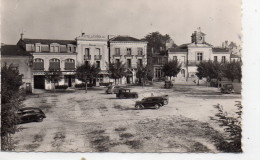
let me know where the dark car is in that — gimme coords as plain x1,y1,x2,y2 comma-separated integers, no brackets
135,95,169,110
164,80,173,89
16,107,46,124
116,88,138,99
221,83,234,94
106,85,123,94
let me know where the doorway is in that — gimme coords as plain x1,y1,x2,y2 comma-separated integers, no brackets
34,75,45,89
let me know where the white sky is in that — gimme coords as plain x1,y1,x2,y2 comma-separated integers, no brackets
1,0,242,46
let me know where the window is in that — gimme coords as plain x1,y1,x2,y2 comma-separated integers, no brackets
69,46,72,52
36,46,41,52
33,58,44,70
85,48,90,56
54,46,59,52
96,61,100,68
64,59,75,70
127,48,132,55
181,69,185,77
138,59,143,67
173,56,177,61
127,59,131,68
138,48,143,55
221,56,226,63
95,48,101,55
115,48,120,56
214,56,218,62
50,46,55,52
49,58,60,70
115,59,120,64
155,69,162,78
197,52,203,61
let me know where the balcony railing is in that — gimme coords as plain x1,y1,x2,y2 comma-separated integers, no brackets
94,55,102,60
84,55,91,60
135,53,144,57
124,54,134,58
187,60,203,66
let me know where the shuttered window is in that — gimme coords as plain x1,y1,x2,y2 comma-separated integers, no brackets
33,58,44,70
64,59,75,70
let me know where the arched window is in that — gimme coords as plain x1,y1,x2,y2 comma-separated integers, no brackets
64,59,75,70
33,58,44,70
49,58,60,70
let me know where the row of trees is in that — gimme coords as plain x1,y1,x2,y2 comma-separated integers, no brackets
196,60,242,83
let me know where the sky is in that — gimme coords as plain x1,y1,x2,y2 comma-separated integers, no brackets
1,0,242,46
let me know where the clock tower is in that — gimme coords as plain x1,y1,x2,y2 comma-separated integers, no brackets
191,28,206,44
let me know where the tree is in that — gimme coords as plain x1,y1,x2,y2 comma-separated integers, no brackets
210,102,242,152
75,63,100,92
196,60,223,82
44,69,63,90
143,31,177,53
222,61,242,82
162,59,182,80
1,63,24,150
107,61,126,85
136,65,151,86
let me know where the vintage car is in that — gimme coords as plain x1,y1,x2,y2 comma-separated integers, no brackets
106,85,123,94
221,83,234,94
164,80,173,89
135,95,169,110
116,88,138,99
16,107,46,124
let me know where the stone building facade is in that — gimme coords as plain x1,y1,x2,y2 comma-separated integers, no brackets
168,30,230,81
109,36,148,84
17,38,77,89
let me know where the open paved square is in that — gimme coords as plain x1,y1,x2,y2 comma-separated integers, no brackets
13,82,241,152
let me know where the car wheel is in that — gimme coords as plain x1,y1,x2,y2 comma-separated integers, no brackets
37,117,43,122
163,100,168,105
135,104,143,110
154,104,160,109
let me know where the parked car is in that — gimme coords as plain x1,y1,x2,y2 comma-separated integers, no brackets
116,88,138,99
135,95,169,110
221,83,234,94
164,80,173,89
106,85,123,94
16,107,46,124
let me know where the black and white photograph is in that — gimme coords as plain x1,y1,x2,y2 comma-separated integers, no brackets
0,0,248,155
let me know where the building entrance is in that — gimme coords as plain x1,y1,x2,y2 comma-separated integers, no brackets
34,75,45,89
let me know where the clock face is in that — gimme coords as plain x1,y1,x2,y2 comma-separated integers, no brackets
199,36,203,41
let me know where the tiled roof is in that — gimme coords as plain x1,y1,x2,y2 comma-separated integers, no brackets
110,36,145,42
212,48,229,52
21,38,76,45
1,45,32,56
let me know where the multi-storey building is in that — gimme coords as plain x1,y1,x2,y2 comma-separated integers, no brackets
168,30,230,81
147,49,168,80
17,37,77,89
1,43,34,93
109,36,147,84
75,33,110,85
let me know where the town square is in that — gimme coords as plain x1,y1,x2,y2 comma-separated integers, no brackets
1,0,248,156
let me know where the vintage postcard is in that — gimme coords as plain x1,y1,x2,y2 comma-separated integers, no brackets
1,0,244,154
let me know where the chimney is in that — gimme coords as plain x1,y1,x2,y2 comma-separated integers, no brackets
81,32,85,36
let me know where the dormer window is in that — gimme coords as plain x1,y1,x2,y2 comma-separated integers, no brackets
36,46,41,52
